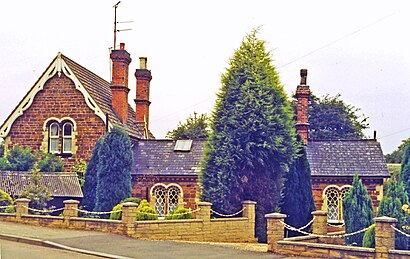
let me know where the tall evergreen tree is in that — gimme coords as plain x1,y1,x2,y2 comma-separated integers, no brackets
377,179,409,249
342,174,374,246
81,138,103,211
399,142,410,196
280,136,315,237
201,29,296,242
95,126,133,214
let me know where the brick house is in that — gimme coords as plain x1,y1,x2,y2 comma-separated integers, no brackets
295,69,390,222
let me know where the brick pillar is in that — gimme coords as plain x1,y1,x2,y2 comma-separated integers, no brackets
135,57,152,134
375,216,397,259
110,42,132,123
63,200,79,223
295,68,310,145
15,198,30,220
311,210,327,236
196,202,212,222
242,201,256,241
122,202,138,236
265,213,286,253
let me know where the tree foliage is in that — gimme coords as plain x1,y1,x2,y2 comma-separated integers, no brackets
342,174,374,246
95,126,133,214
37,151,64,172
0,145,36,171
386,138,410,164
166,112,210,140
20,167,52,211
0,189,13,213
400,142,410,197
201,29,296,242
308,94,369,140
81,138,102,211
377,179,409,249
280,137,315,237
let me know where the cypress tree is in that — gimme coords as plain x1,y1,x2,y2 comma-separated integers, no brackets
399,142,410,196
342,174,374,246
201,29,296,242
95,126,133,214
377,179,409,249
280,136,315,237
81,138,103,211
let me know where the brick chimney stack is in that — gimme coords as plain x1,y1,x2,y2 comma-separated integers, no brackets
295,69,310,145
110,43,132,123
135,57,152,131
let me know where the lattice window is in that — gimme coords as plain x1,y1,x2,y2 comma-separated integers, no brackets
167,186,180,214
153,185,166,216
326,187,340,221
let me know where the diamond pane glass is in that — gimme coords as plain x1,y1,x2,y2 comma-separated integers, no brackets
153,186,166,216
167,186,180,214
326,188,339,221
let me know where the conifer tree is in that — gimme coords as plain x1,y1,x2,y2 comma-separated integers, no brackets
399,142,410,196
201,29,296,242
81,138,102,211
95,126,133,214
280,136,315,237
342,174,374,246
377,179,409,249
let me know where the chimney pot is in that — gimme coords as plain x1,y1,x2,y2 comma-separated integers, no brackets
300,69,308,85
139,57,147,69
120,43,125,50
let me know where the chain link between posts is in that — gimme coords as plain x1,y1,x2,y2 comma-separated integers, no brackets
210,207,245,217
391,225,410,238
0,205,16,209
24,206,65,214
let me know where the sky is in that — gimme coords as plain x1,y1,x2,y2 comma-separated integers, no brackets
0,0,409,154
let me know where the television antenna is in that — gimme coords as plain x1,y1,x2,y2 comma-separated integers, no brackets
113,1,133,49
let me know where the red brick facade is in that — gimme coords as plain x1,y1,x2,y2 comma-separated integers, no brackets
5,73,106,170
135,57,152,129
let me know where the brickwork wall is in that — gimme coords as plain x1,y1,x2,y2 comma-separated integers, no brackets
5,74,107,170
132,175,199,210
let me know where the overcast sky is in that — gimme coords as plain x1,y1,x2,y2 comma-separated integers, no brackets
0,0,409,154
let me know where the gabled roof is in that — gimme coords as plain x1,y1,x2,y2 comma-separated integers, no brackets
0,53,152,139
133,140,205,176
306,139,390,177
0,171,83,198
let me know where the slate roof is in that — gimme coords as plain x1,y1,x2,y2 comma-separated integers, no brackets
61,55,153,139
0,171,83,198
133,140,205,176
306,139,390,177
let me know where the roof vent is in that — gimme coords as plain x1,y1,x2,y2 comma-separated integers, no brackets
174,140,193,151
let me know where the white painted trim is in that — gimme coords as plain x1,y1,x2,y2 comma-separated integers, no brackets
0,53,112,138
150,183,184,198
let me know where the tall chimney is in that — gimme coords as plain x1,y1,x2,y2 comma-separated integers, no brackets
295,69,310,145
110,43,131,123
135,57,152,131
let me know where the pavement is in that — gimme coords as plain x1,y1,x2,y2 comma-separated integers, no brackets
0,221,295,259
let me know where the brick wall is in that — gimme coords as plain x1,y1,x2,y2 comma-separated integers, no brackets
5,74,106,170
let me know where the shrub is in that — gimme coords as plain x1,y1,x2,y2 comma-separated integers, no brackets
165,207,193,220
0,189,13,213
136,200,158,221
20,168,52,211
110,203,123,220
362,224,375,248
37,151,64,172
122,197,141,204
72,159,87,187
1,145,36,171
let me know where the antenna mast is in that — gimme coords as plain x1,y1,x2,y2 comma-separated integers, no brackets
113,1,121,50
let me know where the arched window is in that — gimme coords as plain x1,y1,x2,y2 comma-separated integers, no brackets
323,185,352,223
151,184,182,216
62,122,73,153
49,122,60,153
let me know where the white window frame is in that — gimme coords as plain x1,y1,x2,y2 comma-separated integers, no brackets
62,122,73,154
49,122,60,154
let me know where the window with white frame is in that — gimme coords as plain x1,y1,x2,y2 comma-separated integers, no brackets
62,122,73,153
151,184,182,216
49,122,60,154
46,119,75,155
323,185,352,223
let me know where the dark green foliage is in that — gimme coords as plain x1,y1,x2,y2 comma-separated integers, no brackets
81,138,102,211
166,112,210,140
280,137,315,237
0,189,13,213
342,174,374,246
308,94,369,140
95,126,133,215
71,159,87,187
37,151,64,172
200,29,296,242
165,207,194,220
136,200,158,221
362,224,375,248
122,197,141,204
0,145,36,171
20,168,52,211
399,142,410,196
386,138,410,164
0,142,4,158
377,179,409,249
109,197,141,220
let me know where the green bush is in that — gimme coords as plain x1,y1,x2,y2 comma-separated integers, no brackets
0,189,13,212
362,224,375,248
7,145,36,171
110,203,123,220
122,197,141,204
37,151,64,172
136,200,158,221
165,207,193,220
